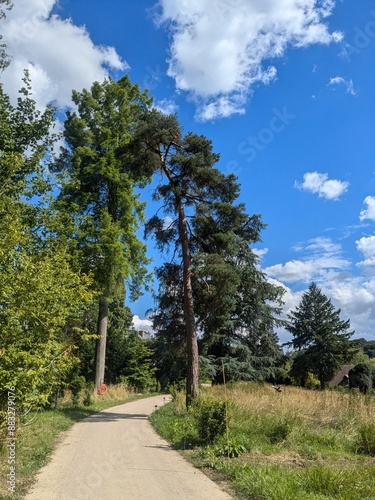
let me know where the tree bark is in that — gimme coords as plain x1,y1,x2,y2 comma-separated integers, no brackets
94,295,109,389
177,199,199,407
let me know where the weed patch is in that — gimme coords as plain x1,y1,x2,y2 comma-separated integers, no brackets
355,422,375,456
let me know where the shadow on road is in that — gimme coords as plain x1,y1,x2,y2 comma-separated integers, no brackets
82,412,148,422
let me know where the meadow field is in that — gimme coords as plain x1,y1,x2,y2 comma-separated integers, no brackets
151,383,375,500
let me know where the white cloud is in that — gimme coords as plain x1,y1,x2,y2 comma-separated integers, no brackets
356,235,375,271
360,196,375,221
156,0,342,120
265,260,316,283
295,171,349,200
253,247,268,260
328,76,357,96
265,237,350,283
154,98,179,115
356,235,375,259
132,315,154,334
264,237,375,342
1,0,127,109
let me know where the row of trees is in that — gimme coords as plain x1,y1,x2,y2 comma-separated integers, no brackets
0,9,363,410
0,71,287,410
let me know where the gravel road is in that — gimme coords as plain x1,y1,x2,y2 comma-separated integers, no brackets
25,395,233,500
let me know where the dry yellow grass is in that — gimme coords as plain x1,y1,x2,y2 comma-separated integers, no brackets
58,382,137,407
206,382,375,429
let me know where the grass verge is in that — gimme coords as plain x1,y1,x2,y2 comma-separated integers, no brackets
150,383,375,500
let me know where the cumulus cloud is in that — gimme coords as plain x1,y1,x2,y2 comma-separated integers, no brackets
1,0,127,109
360,196,375,221
132,315,154,334
264,237,375,342
154,98,179,115
295,171,349,200
356,235,375,271
328,76,357,95
265,237,350,283
156,0,342,120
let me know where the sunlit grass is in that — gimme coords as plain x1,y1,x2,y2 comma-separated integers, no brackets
151,383,375,499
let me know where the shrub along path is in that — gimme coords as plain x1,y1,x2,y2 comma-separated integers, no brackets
25,395,232,500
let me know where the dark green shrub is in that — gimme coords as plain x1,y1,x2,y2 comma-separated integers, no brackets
82,388,92,407
191,395,227,444
349,364,374,394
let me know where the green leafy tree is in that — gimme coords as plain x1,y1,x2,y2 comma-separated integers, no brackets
52,77,152,388
117,332,157,391
286,283,354,390
0,213,93,410
0,75,94,412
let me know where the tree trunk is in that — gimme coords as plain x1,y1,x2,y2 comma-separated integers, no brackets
94,295,109,389
177,199,199,407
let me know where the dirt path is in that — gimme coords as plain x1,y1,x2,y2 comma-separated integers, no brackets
25,395,232,500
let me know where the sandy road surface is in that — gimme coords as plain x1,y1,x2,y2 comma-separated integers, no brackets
25,395,232,500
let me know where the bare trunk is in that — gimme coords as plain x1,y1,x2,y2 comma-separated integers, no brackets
178,200,199,407
94,295,108,389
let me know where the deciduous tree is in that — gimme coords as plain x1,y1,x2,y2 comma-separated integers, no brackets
0,74,93,412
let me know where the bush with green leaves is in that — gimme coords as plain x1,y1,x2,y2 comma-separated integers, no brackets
191,395,227,444
349,363,374,394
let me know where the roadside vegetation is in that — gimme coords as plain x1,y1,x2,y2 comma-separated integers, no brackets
0,384,152,500
151,383,375,500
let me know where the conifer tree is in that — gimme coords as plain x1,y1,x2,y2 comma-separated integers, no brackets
53,76,152,388
131,110,284,401
286,282,354,389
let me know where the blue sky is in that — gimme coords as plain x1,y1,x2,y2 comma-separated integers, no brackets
2,0,375,342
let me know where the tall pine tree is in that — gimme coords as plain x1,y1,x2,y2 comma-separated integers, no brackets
131,110,284,400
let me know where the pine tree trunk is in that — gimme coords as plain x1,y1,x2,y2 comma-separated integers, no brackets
94,295,109,389
178,199,199,407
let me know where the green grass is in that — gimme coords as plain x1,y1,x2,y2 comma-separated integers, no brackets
150,384,375,500
0,386,155,499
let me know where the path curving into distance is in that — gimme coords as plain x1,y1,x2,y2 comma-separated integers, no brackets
25,395,233,500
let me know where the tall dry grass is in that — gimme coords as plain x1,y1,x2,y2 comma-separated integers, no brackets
59,382,137,408
208,382,375,429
